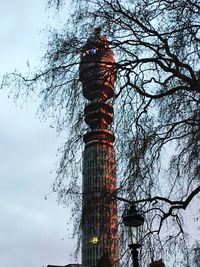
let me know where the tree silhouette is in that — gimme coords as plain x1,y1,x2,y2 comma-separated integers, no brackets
7,0,200,266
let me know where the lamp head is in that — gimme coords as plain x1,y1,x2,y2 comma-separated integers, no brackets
123,204,144,227
123,204,145,247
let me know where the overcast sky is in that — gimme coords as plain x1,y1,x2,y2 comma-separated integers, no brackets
0,1,199,267
0,1,76,267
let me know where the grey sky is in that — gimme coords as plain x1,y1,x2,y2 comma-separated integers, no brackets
0,1,199,267
0,1,76,267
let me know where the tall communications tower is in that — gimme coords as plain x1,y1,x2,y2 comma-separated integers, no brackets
80,29,118,267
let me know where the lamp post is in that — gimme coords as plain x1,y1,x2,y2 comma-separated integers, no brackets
123,204,145,267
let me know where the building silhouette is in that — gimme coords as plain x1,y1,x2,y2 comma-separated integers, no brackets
79,28,118,267
46,30,167,267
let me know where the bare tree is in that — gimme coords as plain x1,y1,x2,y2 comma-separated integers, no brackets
5,0,200,266
194,243,200,267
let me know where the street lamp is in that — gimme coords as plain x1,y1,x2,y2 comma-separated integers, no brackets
123,204,145,267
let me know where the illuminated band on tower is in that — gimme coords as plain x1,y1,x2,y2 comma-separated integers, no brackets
79,28,118,266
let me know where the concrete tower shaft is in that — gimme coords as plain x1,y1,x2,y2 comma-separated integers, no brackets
80,29,118,267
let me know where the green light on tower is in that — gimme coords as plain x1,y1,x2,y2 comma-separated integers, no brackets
89,236,99,245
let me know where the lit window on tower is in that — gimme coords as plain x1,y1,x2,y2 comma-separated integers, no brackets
83,47,99,57
89,236,99,245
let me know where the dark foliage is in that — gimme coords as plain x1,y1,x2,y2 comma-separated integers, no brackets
6,0,200,266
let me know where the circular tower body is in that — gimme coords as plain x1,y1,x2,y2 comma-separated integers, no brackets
80,30,118,267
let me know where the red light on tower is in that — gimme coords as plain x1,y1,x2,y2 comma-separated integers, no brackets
80,28,118,267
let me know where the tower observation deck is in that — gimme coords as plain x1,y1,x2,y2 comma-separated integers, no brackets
80,29,118,267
